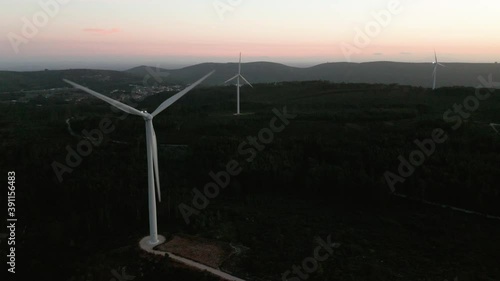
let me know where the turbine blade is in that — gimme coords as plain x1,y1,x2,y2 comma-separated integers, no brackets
239,75,253,88
224,74,239,84
63,79,146,117
151,124,161,202
152,70,215,117
239,53,242,75
434,50,437,63
438,63,446,67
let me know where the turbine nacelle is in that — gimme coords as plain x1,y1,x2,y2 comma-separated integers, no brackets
143,112,154,121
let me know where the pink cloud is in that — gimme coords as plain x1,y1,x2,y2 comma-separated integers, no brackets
83,28,121,35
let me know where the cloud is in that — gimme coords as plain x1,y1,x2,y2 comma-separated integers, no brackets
83,28,121,35
373,52,383,56
400,52,412,55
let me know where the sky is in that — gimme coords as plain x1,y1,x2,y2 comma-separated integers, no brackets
1,0,500,71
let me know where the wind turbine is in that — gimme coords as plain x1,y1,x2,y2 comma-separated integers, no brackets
225,53,253,115
432,50,445,90
63,70,214,246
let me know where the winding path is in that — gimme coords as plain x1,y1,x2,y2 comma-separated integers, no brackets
139,236,246,281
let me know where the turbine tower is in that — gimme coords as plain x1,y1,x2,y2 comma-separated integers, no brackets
63,70,214,246
225,53,253,115
432,50,445,90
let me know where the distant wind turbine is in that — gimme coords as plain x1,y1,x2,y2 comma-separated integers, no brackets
225,53,253,115
432,50,445,90
63,70,215,246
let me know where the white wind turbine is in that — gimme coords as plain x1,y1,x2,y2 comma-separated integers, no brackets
63,70,214,246
225,53,253,115
432,50,445,90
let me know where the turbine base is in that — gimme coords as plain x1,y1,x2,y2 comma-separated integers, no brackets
233,112,255,116
139,235,166,251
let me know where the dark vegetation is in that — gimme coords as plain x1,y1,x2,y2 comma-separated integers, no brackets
1,80,500,280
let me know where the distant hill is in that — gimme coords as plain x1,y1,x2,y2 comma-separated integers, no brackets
127,61,500,88
127,62,305,85
2,62,500,93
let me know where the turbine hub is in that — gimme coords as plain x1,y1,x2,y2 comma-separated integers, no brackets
142,111,153,120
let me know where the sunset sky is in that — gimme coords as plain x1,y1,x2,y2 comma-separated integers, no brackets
1,0,500,70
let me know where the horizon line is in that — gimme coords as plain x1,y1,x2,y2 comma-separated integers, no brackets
1,60,499,72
